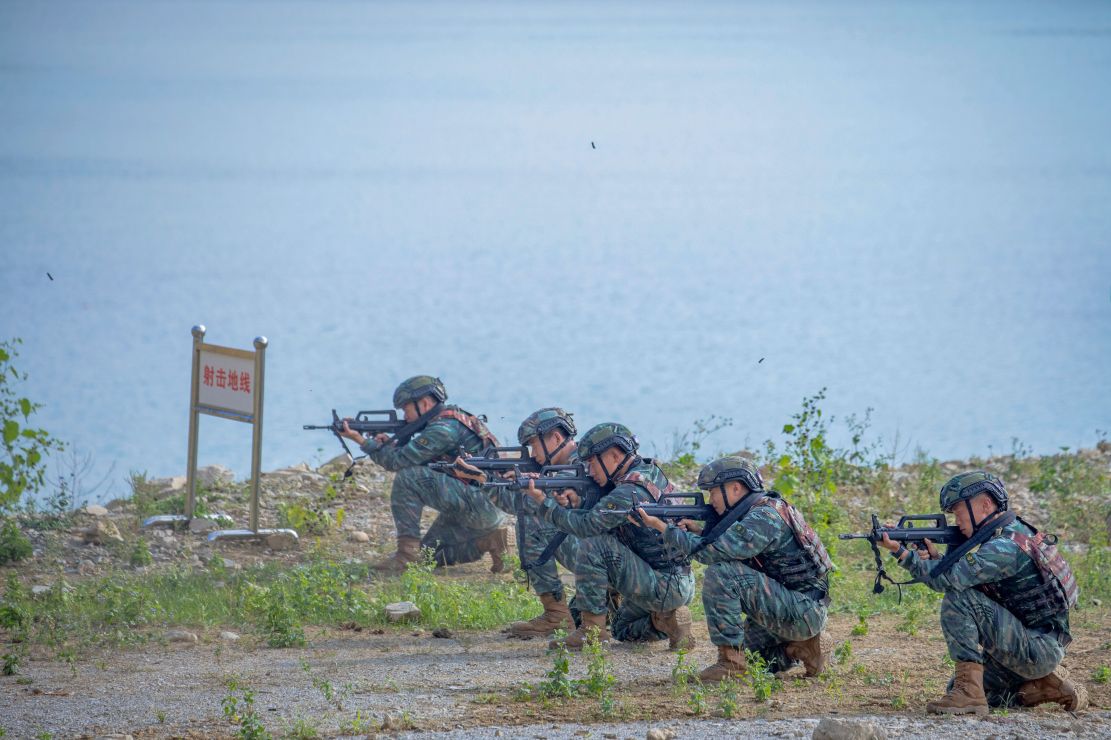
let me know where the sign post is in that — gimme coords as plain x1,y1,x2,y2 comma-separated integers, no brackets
144,325,296,545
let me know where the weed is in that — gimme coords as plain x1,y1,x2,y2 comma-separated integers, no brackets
1092,665,1110,684
714,677,740,718
850,614,869,636
284,716,320,739
222,678,271,740
536,634,574,699
128,537,153,568
745,650,783,702
338,711,374,734
2,651,20,675
156,710,166,724
0,518,31,564
833,640,852,665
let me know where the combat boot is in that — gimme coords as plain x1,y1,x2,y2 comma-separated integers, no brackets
651,606,696,651
1018,666,1089,711
550,611,610,651
504,592,573,639
699,645,747,683
370,536,421,575
926,661,989,715
785,631,829,677
475,528,509,573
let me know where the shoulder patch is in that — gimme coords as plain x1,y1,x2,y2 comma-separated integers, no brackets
605,500,618,510
416,436,431,447
966,552,977,565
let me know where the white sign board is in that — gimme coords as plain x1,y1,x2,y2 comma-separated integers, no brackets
198,347,256,417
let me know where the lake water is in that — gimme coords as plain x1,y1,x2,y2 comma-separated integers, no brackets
2,1,1109,504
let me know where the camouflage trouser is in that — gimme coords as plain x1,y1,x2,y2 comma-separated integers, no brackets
574,534,695,643
518,512,579,599
941,588,1064,705
702,561,828,672
390,466,507,566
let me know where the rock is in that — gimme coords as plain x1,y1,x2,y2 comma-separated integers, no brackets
84,504,109,516
164,629,198,644
646,730,676,740
196,464,234,487
94,735,134,740
78,559,96,575
432,628,453,639
385,601,422,623
265,532,298,551
318,453,353,478
188,517,219,534
220,631,240,641
81,519,124,545
349,531,370,543
31,585,51,596
812,718,887,740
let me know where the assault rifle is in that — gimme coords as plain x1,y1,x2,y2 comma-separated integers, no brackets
303,406,444,473
840,514,965,597
428,446,540,476
612,492,716,521
483,464,594,492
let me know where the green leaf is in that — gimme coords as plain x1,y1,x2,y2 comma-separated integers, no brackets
19,398,31,417
2,421,18,445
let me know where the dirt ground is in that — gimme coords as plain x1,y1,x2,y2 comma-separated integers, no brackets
3,610,1109,739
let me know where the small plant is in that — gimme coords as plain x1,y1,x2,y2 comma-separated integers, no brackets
896,603,923,636
833,640,852,665
1092,665,1111,684
536,634,574,699
1,339,65,512
850,614,869,637
2,651,21,675
745,650,783,703
284,716,320,739
580,628,616,698
245,581,306,648
156,710,166,724
714,677,740,718
128,537,153,568
338,711,374,734
671,649,699,694
222,678,271,740
0,518,32,565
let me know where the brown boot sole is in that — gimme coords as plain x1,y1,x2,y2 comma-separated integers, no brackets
926,703,989,716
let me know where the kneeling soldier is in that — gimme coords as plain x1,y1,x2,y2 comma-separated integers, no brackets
637,456,832,682
525,423,696,651
880,471,1087,715
455,407,594,638
340,376,508,574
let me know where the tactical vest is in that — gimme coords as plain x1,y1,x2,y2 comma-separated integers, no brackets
612,463,690,572
976,521,1078,635
434,406,499,456
743,495,832,595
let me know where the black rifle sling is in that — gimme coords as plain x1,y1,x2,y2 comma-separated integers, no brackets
910,510,1016,583
523,487,604,572
396,403,445,445
689,491,770,556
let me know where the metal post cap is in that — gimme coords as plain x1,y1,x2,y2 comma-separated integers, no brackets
191,325,206,339
253,336,268,349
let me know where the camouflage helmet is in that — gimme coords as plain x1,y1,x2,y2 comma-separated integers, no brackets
392,375,447,408
576,422,638,460
697,456,765,493
517,407,577,446
939,471,1009,512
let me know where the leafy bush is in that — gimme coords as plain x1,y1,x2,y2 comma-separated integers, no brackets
0,518,32,565
1,339,64,512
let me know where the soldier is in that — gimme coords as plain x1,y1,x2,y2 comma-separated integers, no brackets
879,471,1087,715
454,408,596,638
523,422,696,652
636,456,832,682
339,376,508,574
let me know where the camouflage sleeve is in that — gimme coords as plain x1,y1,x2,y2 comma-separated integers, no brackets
486,485,521,516
662,507,784,563
898,536,1024,592
365,419,464,471
539,485,637,537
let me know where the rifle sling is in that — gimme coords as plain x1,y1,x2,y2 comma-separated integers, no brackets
689,491,770,556
910,510,1016,583
523,488,604,572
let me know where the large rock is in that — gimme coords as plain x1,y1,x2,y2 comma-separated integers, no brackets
265,532,298,551
385,601,422,623
349,531,370,543
196,465,234,487
646,730,677,740
84,504,109,517
318,453,354,478
164,629,198,644
813,718,887,740
80,519,124,545
188,517,219,534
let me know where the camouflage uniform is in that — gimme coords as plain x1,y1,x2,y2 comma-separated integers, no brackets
363,406,506,565
899,518,1072,705
485,448,590,599
665,500,829,671
537,459,694,643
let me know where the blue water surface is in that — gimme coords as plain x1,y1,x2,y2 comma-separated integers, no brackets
1,1,1109,501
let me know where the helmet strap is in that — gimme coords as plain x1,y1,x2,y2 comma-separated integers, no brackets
538,431,571,465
